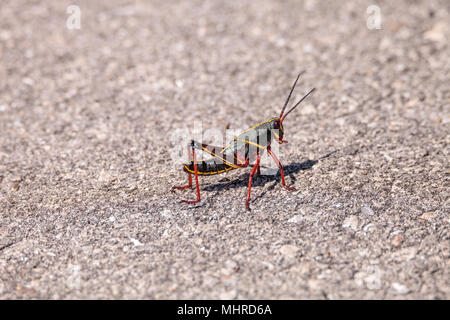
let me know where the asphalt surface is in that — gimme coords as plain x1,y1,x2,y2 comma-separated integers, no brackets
0,0,449,299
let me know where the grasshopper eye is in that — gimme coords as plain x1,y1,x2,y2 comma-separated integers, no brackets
273,120,280,129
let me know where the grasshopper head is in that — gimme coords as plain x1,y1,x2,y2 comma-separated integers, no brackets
272,118,286,144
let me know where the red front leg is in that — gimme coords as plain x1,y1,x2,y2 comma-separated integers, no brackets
267,146,296,191
245,152,261,211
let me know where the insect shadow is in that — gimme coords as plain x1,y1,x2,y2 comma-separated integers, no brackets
203,159,318,194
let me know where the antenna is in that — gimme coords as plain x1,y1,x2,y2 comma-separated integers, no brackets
281,88,316,122
279,71,305,118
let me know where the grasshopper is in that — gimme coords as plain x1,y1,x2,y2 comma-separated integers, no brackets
172,72,315,210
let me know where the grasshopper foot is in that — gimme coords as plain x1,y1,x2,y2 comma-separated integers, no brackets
181,199,200,205
283,185,296,191
172,185,191,191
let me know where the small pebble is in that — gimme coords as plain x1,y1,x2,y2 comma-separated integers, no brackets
342,216,359,231
130,238,143,247
279,244,299,257
361,205,374,216
391,282,409,295
423,21,448,43
391,234,404,247
219,290,237,300
287,215,303,223
418,211,436,221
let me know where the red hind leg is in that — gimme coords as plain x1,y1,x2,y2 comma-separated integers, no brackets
267,146,296,191
182,144,201,204
245,153,261,211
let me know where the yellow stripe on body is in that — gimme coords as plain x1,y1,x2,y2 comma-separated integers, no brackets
221,117,278,155
237,117,278,135
219,142,246,165
200,146,239,169
235,139,266,149
184,164,234,175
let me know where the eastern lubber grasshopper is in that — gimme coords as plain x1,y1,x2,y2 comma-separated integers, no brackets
172,72,315,210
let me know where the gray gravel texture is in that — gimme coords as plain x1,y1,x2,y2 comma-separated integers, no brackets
0,0,449,299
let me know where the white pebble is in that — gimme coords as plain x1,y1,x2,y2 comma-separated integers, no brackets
342,216,359,231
